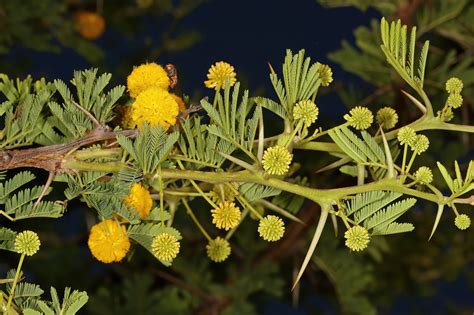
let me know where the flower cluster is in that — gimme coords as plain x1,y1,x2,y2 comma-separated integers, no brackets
414,166,433,185
88,220,131,263
293,100,319,126
204,61,237,90
376,107,398,130
262,146,293,176
258,215,285,242
152,233,180,262
344,226,370,252
454,214,471,230
317,63,333,87
206,237,231,262
211,201,241,230
126,62,186,129
15,231,41,256
439,77,464,121
397,126,417,146
124,183,153,219
344,106,373,130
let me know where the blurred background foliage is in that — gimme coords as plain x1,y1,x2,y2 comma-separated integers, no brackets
0,0,473,314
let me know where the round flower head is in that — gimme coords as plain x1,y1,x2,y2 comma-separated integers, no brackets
445,77,463,94
124,183,153,219
414,166,433,185
262,146,293,176
454,214,471,230
127,63,170,98
293,100,319,126
88,220,131,263
344,225,370,252
397,126,417,146
75,11,105,40
204,61,237,90
151,232,180,262
131,87,179,129
15,231,40,256
206,237,231,262
446,93,463,109
258,215,285,242
344,106,373,130
318,63,333,87
211,201,241,230
411,134,429,155
376,107,398,130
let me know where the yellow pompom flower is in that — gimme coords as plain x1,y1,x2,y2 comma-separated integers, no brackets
258,215,285,242
414,166,433,185
411,134,429,155
131,87,179,129
204,61,237,90
445,77,463,94
344,106,373,130
88,220,131,263
127,63,170,98
262,146,293,176
211,201,241,230
446,93,463,109
15,231,41,256
151,233,180,262
206,237,231,262
454,214,471,230
397,126,417,146
124,183,153,219
376,107,398,130
344,225,370,252
293,100,319,126
317,63,333,87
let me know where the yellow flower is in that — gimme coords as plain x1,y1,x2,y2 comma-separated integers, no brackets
258,215,285,242
454,214,471,230
293,100,319,126
411,134,429,155
127,63,170,98
124,183,153,219
15,231,41,256
376,107,398,130
211,201,241,230
206,237,231,262
204,61,237,90
445,77,463,94
344,106,373,130
446,93,463,109
262,146,293,176
414,166,433,185
151,233,180,262
131,87,179,129
317,63,333,87
397,126,417,146
344,226,370,252
88,220,131,263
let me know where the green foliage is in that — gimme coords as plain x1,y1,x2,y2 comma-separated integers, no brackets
117,124,179,175
344,191,415,235
200,82,260,161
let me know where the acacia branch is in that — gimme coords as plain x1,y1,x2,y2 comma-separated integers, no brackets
0,127,137,173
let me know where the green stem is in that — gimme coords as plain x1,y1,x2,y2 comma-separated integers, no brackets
73,148,121,160
6,254,25,313
401,143,408,177
63,159,125,173
357,164,365,186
